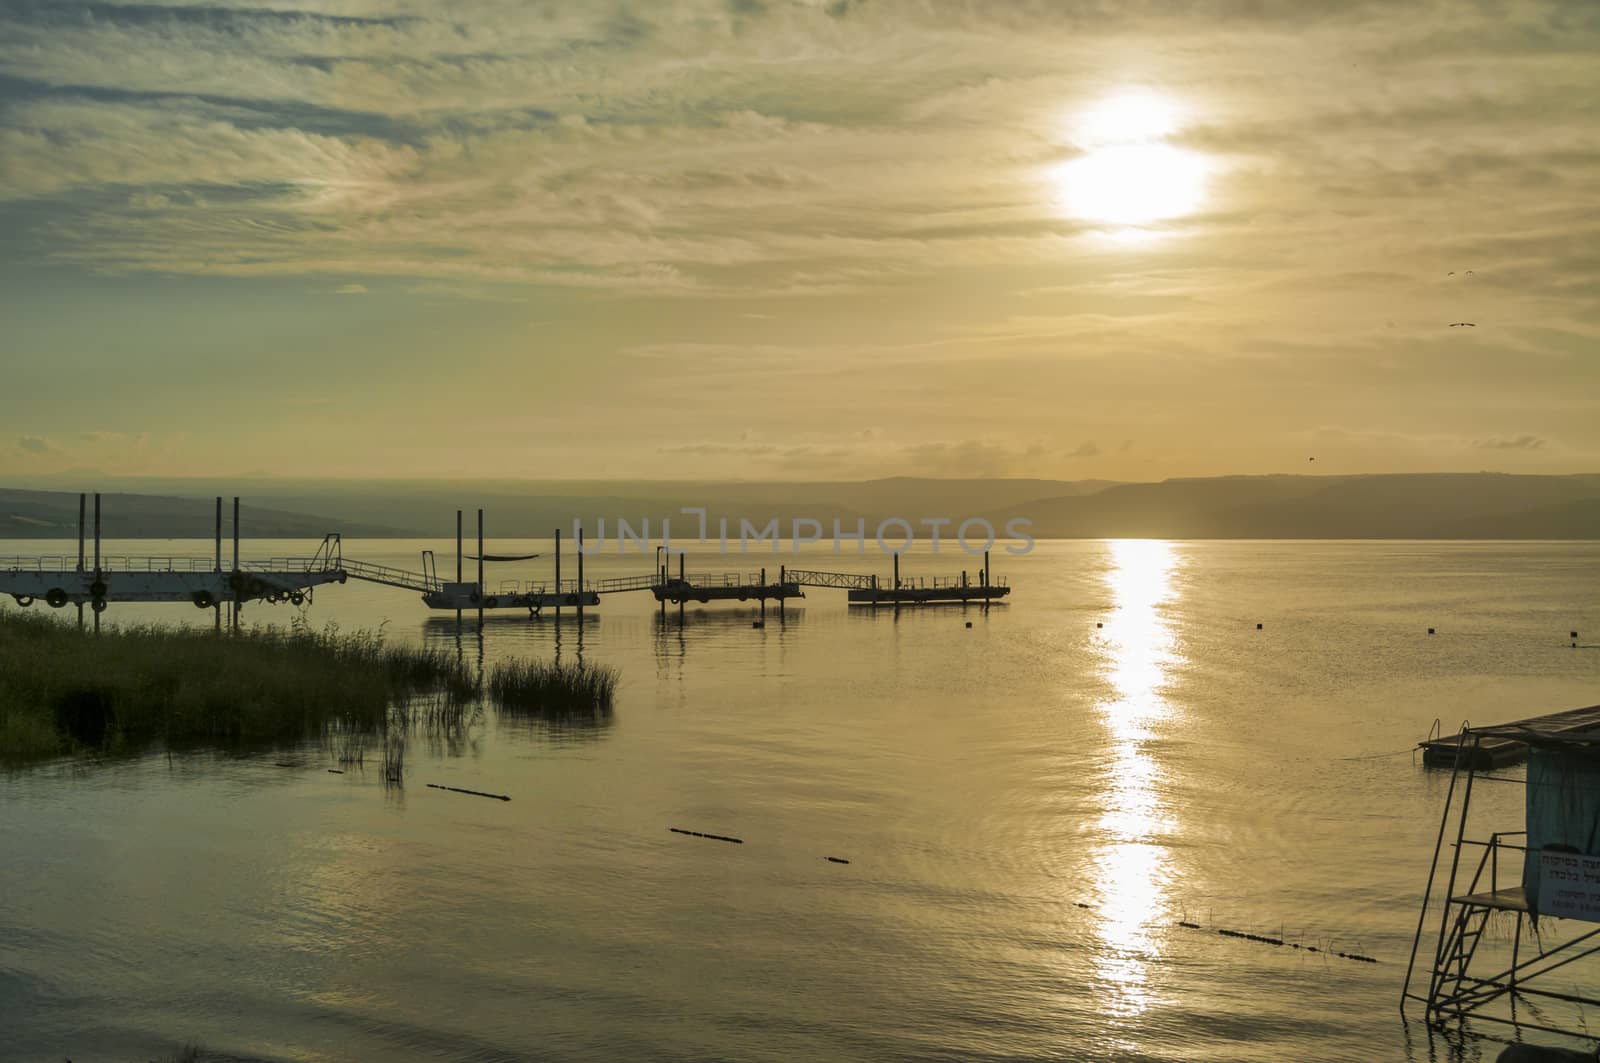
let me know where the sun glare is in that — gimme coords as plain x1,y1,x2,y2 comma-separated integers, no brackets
1055,91,1210,230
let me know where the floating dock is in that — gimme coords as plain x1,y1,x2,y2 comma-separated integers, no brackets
1418,702,1600,769
0,495,1015,622
788,560,1009,607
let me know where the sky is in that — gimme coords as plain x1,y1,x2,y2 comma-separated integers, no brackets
1,0,1597,482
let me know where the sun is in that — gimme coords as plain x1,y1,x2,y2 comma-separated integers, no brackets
1054,91,1210,228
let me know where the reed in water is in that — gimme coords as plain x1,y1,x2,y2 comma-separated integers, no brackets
0,608,474,761
487,657,619,716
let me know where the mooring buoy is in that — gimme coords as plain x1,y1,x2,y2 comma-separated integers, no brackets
1428,627,1436,635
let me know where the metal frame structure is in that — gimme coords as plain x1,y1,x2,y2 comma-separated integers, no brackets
1402,727,1600,1044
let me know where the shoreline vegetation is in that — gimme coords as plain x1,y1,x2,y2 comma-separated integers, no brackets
0,608,615,763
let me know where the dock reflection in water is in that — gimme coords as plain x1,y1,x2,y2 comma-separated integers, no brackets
1090,540,1183,1019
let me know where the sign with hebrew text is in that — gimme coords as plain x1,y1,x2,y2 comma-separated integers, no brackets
1537,851,1600,922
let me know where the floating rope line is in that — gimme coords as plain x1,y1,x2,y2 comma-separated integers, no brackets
669,827,743,844
426,783,511,801
1077,900,1379,964
1174,920,1378,963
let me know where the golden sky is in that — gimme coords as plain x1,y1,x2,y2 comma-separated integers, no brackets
1,0,1596,480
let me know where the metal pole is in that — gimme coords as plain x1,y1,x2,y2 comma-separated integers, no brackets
760,567,766,621
577,524,585,621
214,497,222,633
456,509,463,625
678,552,685,622
92,492,101,632
74,495,83,628
231,496,240,633
1403,749,1467,1008
477,508,484,628
554,529,562,622
893,553,899,590
779,564,785,618
1427,735,1482,1011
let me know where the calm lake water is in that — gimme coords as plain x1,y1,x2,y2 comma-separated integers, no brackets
3,538,1598,1062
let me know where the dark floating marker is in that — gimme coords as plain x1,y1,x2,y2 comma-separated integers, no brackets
752,620,764,628
1176,921,1377,963
669,827,743,844
273,761,297,768
1573,631,1580,639
426,783,511,802
826,856,850,864
1074,901,1093,910
327,768,345,774
1096,622,1103,629
1428,627,1436,635
1256,623,1263,630
965,621,973,628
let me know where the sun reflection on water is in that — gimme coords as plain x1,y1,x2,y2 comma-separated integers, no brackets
1089,539,1182,1018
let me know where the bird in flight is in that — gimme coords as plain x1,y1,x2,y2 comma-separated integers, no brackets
1449,322,1476,327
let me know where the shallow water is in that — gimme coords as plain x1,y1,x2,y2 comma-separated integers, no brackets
3,539,1598,1062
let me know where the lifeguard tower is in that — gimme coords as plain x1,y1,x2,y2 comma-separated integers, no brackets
1403,714,1600,1044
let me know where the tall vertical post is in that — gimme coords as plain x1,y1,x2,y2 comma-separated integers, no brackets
779,564,785,618
554,528,562,621
760,567,766,621
231,496,240,633
214,497,223,633
456,509,463,625
678,552,685,622
577,524,585,621
893,553,899,590
76,494,83,628
477,508,484,628
93,492,101,633
983,548,991,610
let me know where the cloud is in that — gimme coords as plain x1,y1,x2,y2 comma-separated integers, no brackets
1473,434,1548,450
0,0,1589,305
0,0,1597,481
17,435,53,454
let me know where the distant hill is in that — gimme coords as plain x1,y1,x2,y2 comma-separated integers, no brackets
0,477,1118,540
0,490,404,539
989,473,1600,539
1,474,1597,540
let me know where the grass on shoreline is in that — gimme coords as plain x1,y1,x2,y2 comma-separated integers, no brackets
0,608,475,761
